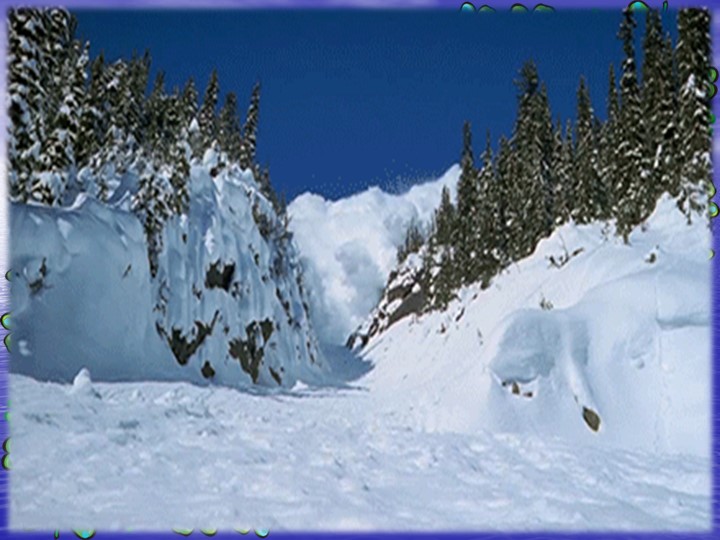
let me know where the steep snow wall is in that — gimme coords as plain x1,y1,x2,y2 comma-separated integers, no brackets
10,162,328,388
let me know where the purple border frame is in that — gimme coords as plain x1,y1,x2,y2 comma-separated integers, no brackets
0,0,718,538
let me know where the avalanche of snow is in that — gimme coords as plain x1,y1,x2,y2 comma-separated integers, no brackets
8,164,712,531
288,164,459,344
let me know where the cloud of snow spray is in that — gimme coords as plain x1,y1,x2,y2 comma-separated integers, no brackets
288,165,459,344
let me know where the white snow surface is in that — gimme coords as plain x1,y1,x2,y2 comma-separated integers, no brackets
288,164,459,344
10,186,712,531
11,370,711,531
358,194,712,459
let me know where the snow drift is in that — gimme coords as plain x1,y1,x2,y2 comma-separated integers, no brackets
9,160,328,388
355,194,712,458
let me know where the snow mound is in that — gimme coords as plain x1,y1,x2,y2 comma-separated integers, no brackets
10,196,173,383
68,367,100,399
358,194,712,458
10,162,329,389
71,367,92,390
288,164,459,344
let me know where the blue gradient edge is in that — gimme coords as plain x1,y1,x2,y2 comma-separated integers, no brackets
0,0,717,538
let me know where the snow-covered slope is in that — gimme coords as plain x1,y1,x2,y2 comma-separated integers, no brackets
9,161,328,388
9,188,711,531
354,195,712,458
288,165,459,344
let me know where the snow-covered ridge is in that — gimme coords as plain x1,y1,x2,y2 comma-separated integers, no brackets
10,161,329,388
356,195,712,458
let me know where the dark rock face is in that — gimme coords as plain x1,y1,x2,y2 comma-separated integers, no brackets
205,260,236,292
388,290,426,327
346,260,424,351
201,361,216,379
157,311,220,366
269,367,282,385
228,318,275,383
260,319,274,342
582,407,601,432
386,282,414,304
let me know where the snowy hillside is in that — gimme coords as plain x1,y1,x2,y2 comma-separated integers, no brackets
9,160,328,389
288,165,459,344
353,194,712,458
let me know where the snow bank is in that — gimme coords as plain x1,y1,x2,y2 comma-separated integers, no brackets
10,162,329,388
10,197,177,383
288,164,459,344
359,194,712,458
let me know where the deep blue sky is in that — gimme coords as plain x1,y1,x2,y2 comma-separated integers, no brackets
73,9,677,201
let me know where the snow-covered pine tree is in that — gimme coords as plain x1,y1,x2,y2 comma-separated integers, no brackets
433,249,456,311
536,83,557,237
7,8,48,202
218,92,243,163
676,8,712,224
536,84,557,237
180,77,202,159
164,90,191,216
476,130,501,285
77,52,108,170
422,185,458,308
397,219,424,264
180,77,199,131
257,165,282,215
132,152,173,278
419,220,437,307
240,82,261,171
511,62,554,255
41,36,88,204
552,118,573,225
236,83,281,213
453,121,482,285
30,9,84,206
198,69,220,152
659,33,680,197
598,63,620,221
127,51,151,146
641,9,665,202
615,9,645,242
573,76,600,224
495,135,518,263
435,185,456,250
96,60,134,180
146,71,168,155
